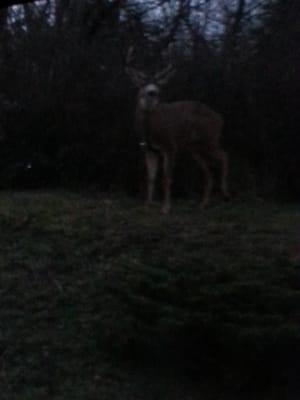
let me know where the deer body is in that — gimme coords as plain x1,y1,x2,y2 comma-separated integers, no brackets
136,101,223,155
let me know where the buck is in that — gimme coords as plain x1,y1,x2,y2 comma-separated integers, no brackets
126,47,230,214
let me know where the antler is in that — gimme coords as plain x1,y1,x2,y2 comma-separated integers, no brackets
126,46,134,66
154,43,176,86
126,46,148,88
154,63,176,85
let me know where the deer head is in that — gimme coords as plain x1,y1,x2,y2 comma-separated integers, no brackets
126,46,176,111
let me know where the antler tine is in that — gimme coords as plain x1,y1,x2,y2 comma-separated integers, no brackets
154,42,176,85
154,63,174,81
125,45,148,87
126,46,135,66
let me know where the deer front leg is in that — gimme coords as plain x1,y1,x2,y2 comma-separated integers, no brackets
214,149,230,201
192,154,213,208
161,152,173,214
219,150,230,200
145,150,159,206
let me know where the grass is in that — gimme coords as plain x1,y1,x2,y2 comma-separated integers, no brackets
0,190,300,399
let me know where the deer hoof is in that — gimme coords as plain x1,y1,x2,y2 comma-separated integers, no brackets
200,201,209,209
223,193,231,202
144,201,153,209
161,205,171,214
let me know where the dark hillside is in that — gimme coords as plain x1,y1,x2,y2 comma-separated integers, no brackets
1,191,299,399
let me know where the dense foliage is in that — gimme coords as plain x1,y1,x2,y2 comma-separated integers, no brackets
0,0,299,197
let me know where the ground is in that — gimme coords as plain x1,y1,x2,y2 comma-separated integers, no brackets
0,190,300,399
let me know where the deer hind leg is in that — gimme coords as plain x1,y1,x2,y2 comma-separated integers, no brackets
145,151,159,205
161,152,173,214
213,149,230,201
192,153,213,208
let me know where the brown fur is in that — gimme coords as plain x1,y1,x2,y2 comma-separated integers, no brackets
136,101,223,153
135,99,230,213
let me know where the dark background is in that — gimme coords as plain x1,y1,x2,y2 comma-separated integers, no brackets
0,0,299,199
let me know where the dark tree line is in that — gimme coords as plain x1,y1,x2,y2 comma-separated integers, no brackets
0,0,35,8
0,0,299,198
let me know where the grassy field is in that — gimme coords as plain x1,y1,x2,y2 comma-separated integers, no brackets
0,190,300,399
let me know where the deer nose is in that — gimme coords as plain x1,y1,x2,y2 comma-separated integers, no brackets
147,90,158,97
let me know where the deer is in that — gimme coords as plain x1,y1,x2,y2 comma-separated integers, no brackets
126,47,230,214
